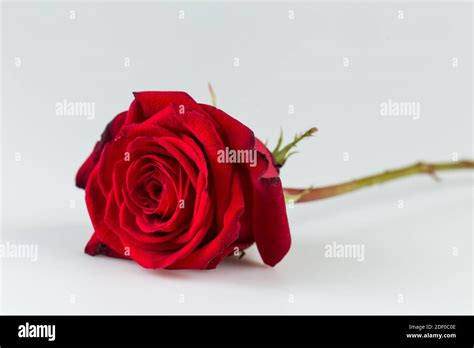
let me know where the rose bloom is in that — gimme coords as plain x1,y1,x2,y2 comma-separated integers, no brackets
76,92,290,269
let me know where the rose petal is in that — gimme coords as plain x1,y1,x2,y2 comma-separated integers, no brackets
252,176,291,266
168,172,245,269
76,111,126,189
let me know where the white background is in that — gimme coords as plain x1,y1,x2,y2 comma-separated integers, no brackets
1,0,473,314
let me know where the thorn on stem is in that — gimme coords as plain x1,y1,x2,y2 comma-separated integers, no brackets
418,162,441,182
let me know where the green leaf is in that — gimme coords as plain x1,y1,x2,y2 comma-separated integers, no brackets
271,127,318,168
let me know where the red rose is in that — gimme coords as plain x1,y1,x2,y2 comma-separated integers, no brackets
76,91,290,269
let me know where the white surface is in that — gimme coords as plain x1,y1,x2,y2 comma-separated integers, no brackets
1,176,473,314
1,1,473,314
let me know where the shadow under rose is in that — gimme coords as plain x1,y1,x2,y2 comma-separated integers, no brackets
148,252,268,278
143,247,289,290
220,253,268,269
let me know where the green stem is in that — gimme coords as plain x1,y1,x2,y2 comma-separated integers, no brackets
284,160,474,203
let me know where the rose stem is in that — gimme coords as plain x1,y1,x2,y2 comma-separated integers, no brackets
284,160,474,203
